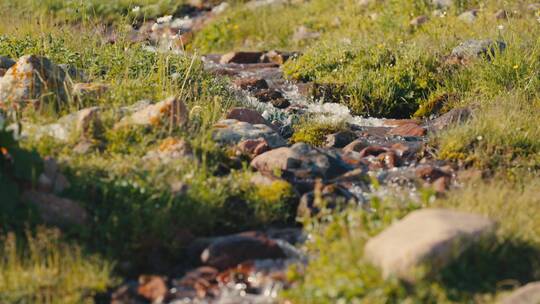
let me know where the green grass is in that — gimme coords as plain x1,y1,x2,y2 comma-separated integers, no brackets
0,227,115,304
193,0,540,117
0,0,189,24
437,94,540,171
284,177,540,303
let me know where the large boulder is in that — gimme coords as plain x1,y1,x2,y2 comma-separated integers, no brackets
500,282,540,304
364,209,495,283
0,55,69,105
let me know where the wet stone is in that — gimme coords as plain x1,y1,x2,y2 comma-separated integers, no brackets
388,123,426,137
253,88,284,103
271,98,291,109
200,232,287,270
213,119,286,148
233,77,269,91
225,107,269,126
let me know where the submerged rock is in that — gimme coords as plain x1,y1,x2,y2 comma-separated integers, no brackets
364,209,495,283
200,232,287,270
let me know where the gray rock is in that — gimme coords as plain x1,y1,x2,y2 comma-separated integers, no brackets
0,55,68,104
500,282,540,304
364,209,495,283
213,119,287,148
451,39,506,59
458,9,478,23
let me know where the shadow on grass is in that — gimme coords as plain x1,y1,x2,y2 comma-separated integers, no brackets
438,238,540,300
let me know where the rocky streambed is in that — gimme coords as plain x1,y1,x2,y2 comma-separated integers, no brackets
1,3,513,303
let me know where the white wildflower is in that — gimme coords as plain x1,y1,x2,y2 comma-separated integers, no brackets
132,6,141,13
497,24,504,30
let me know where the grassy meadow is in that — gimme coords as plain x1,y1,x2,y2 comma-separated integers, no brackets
0,0,539,302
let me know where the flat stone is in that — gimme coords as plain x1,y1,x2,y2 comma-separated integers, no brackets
500,282,540,304
220,51,264,64
364,209,495,283
388,123,426,137
213,119,286,148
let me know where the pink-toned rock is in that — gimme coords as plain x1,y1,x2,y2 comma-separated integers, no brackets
500,282,540,304
250,147,299,174
236,138,270,157
225,107,268,126
365,209,495,283
232,77,269,90
388,123,426,137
